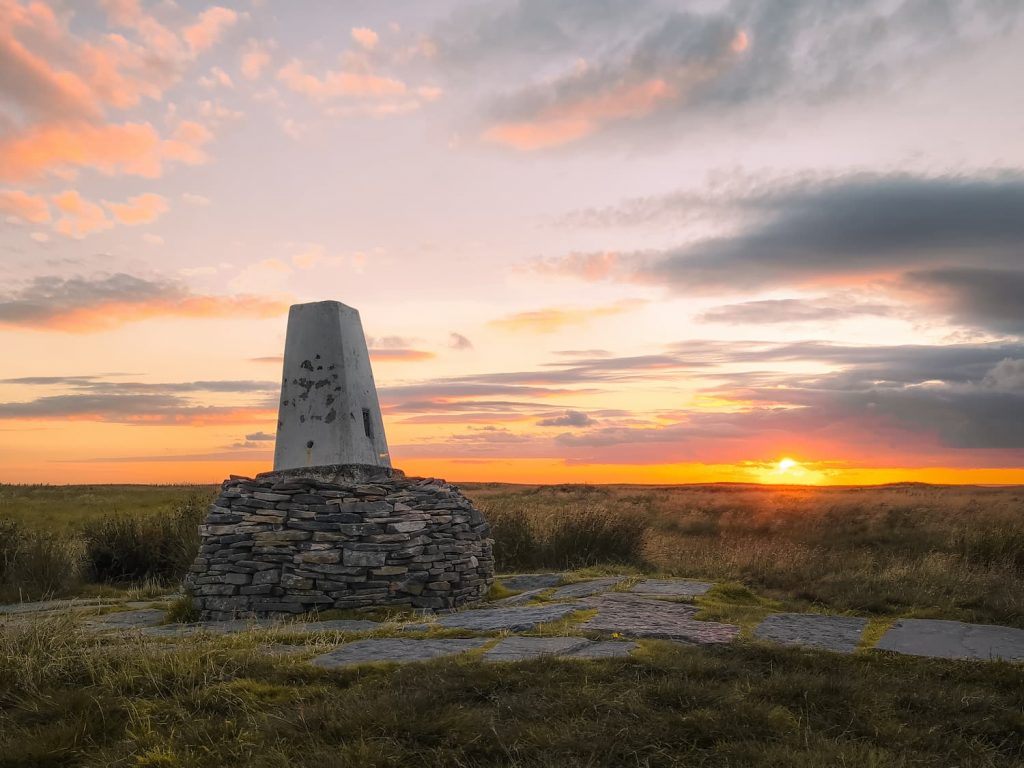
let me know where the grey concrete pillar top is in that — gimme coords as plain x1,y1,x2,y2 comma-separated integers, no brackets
273,300,390,470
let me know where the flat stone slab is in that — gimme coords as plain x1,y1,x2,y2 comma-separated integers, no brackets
311,638,488,669
429,603,585,632
876,619,1024,662
0,597,118,615
494,588,546,606
484,636,591,662
498,573,564,591
754,613,867,653
630,579,714,598
549,577,626,600
83,609,168,630
582,593,738,645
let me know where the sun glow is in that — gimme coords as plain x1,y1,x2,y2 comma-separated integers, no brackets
777,457,798,474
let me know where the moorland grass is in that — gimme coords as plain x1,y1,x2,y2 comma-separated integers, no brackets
1,616,1023,767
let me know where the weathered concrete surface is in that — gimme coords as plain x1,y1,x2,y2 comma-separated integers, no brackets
876,619,1024,662
498,573,563,592
426,603,585,632
274,301,390,470
549,577,626,600
311,638,488,668
582,593,738,645
483,636,591,662
630,579,714,598
754,613,867,653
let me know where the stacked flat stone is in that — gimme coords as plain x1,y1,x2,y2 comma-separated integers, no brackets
188,465,494,620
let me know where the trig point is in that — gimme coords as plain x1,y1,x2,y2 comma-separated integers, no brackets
273,301,390,471
187,299,494,620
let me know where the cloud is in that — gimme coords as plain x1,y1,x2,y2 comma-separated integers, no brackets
182,7,239,54
52,190,112,238
0,189,49,223
0,120,211,182
181,192,211,206
351,27,378,51
537,409,596,427
277,58,407,100
245,431,275,441
241,38,274,79
489,299,645,333
0,272,288,332
0,0,229,182
698,296,897,324
443,0,1024,149
449,332,473,350
369,349,436,362
538,173,1024,335
0,393,273,426
104,192,168,225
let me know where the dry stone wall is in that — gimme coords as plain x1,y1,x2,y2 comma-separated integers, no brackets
187,465,494,620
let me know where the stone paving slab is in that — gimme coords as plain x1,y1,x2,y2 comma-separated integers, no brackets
582,593,738,645
549,577,626,600
498,573,564,591
0,598,119,615
876,619,1024,662
630,579,714,598
483,636,592,662
421,603,586,633
754,613,867,653
280,619,380,634
141,619,278,638
83,609,167,630
494,588,547,606
311,638,489,669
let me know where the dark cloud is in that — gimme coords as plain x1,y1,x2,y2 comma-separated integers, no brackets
0,393,273,425
448,0,1023,147
0,376,277,394
545,173,1024,335
0,273,287,331
537,409,596,427
698,296,897,324
449,332,473,350
245,431,275,441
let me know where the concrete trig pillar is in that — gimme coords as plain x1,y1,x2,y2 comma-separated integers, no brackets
273,301,390,470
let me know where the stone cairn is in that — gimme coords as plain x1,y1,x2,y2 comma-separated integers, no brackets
189,465,493,620
187,301,494,620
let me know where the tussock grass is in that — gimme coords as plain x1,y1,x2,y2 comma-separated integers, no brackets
484,498,649,571
1,616,1023,766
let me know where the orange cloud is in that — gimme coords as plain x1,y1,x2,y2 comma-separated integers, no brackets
351,27,378,51
277,58,407,99
489,299,646,333
104,192,168,225
0,189,50,223
241,38,274,79
182,7,239,53
52,189,112,238
369,349,437,362
483,79,673,151
0,272,290,332
0,120,211,182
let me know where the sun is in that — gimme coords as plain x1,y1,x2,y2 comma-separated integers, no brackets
776,457,798,474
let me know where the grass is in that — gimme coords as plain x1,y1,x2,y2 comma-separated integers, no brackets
1,617,1023,767
2,481,1024,765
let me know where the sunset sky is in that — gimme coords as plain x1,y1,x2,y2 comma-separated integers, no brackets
2,0,1024,485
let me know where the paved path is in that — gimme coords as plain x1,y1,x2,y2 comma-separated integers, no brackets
5,574,1024,669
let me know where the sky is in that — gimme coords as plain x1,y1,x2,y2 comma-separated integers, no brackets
2,0,1024,486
